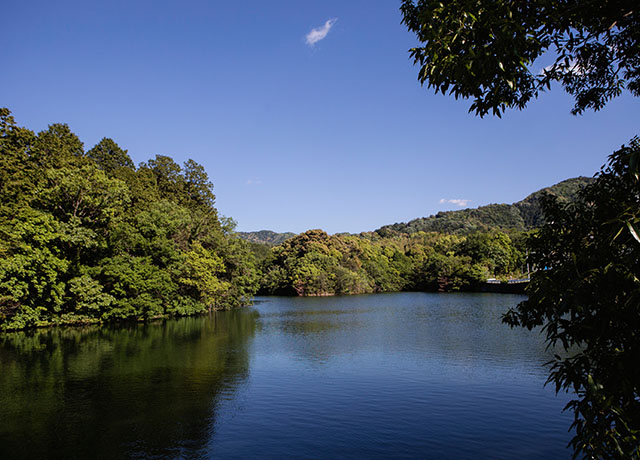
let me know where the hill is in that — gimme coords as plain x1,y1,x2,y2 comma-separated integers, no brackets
376,177,594,236
237,230,296,246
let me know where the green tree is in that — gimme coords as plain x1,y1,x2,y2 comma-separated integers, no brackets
66,275,115,316
86,138,134,173
0,108,260,330
0,209,68,329
400,0,639,116
144,155,185,202
504,140,640,459
41,165,130,229
0,109,37,205
458,232,523,276
179,241,230,310
401,4,640,457
31,123,84,167
183,159,216,210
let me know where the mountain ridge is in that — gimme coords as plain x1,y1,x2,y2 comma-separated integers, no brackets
236,230,296,246
237,176,594,244
375,176,594,236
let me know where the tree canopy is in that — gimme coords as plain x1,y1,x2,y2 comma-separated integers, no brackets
256,228,526,296
400,0,639,116
504,139,640,459
0,109,259,331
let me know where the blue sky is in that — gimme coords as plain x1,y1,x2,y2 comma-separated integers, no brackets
3,0,638,234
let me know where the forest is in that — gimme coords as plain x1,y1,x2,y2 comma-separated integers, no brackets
0,109,577,331
250,178,595,297
0,109,259,331
256,229,526,296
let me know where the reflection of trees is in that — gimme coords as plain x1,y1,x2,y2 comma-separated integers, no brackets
260,294,554,369
0,310,258,460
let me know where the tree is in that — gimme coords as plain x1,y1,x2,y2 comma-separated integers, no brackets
400,3,640,457
179,241,230,310
144,155,184,201
86,138,134,173
41,165,130,229
183,159,216,210
32,123,84,166
504,139,640,459
400,0,639,116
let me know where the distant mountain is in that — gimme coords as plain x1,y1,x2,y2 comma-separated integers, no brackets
376,177,594,236
239,177,593,243
236,230,296,246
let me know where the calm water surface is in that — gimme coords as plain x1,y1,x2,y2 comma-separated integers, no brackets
0,292,572,459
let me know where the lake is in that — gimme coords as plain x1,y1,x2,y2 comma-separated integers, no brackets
0,292,573,459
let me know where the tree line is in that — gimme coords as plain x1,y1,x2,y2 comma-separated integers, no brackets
256,229,526,296
0,108,533,331
0,108,259,331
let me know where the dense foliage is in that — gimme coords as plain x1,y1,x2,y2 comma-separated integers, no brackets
400,0,639,116
504,139,640,459
257,229,526,296
0,109,259,331
237,230,296,246
249,179,595,297
377,177,592,235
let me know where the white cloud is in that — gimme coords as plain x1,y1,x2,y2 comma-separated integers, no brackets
246,179,262,185
439,198,470,207
305,18,337,46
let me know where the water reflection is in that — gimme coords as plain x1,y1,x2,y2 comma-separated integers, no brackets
254,293,553,373
0,294,572,460
211,293,572,460
0,310,258,460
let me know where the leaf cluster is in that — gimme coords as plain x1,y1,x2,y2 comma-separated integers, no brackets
400,0,639,116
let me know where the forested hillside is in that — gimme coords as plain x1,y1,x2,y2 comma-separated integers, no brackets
512,177,594,228
376,177,593,235
0,109,259,331
251,178,591,297
257,229,526,296
237,230,296,245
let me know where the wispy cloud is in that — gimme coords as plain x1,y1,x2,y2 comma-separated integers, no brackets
246,179,262,186
439,198,470,207
305,18,337,46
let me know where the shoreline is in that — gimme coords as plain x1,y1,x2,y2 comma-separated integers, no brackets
1,288,528,333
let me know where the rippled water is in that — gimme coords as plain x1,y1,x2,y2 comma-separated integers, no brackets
0,293,573,459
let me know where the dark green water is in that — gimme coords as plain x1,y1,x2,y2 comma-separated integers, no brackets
0,293,572,459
